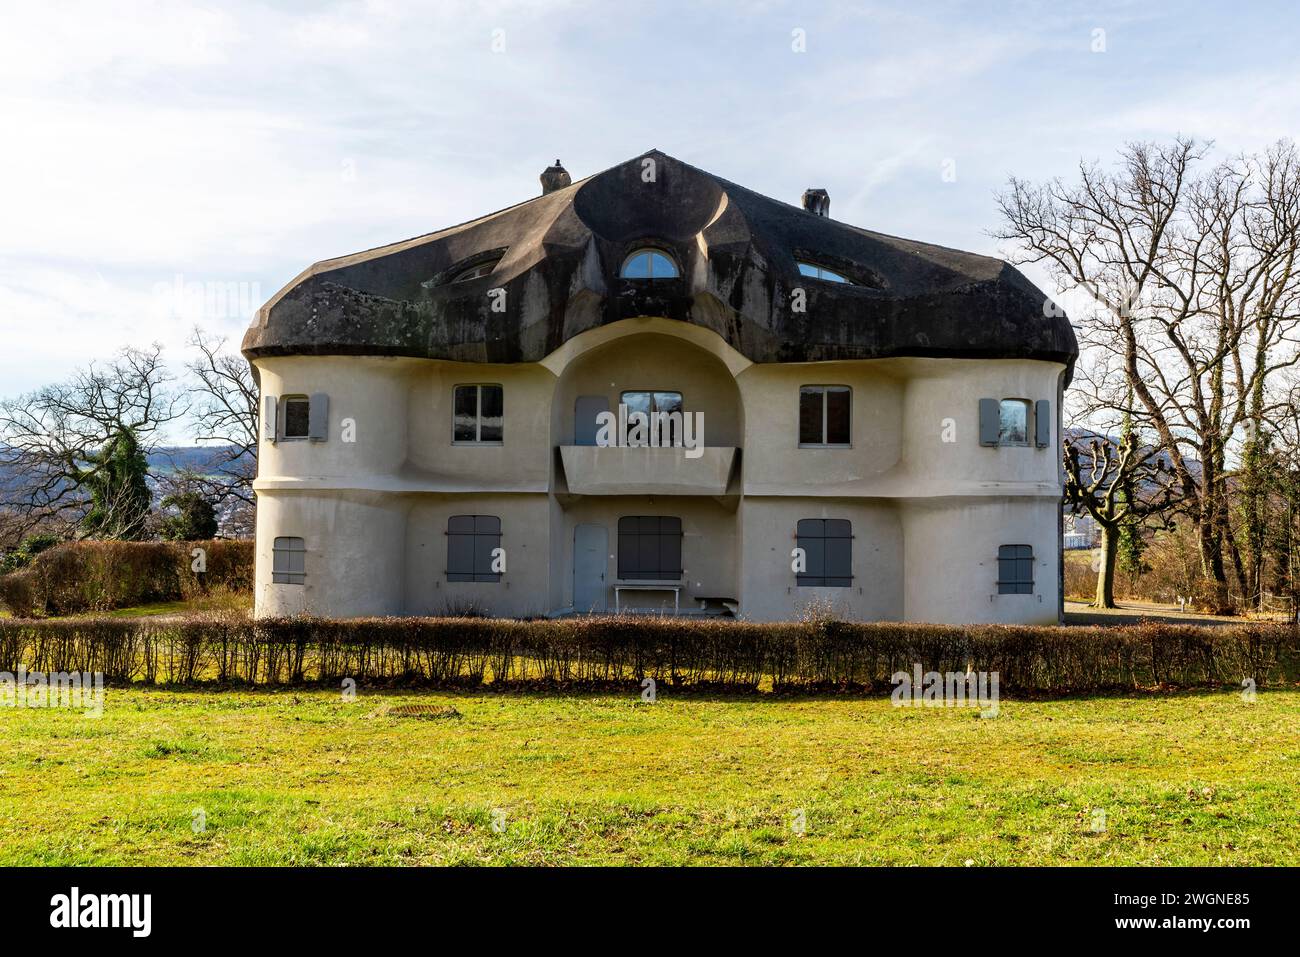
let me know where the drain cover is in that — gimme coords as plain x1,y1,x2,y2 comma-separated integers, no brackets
386,704,462,719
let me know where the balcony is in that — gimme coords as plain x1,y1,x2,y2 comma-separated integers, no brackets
559,445,737,496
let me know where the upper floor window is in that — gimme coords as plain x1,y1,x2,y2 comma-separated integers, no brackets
979,397,1050,448
453,384,503,444
280,395,310,440
621,390,682,417
272,536,306,585
797,261,853,284
997,544,1034,594
621,248,679,279
450,259,500,283
447,515,502,583
795,519,852,587
799,385,851,447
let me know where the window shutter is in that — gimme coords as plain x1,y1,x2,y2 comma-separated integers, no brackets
1035,399,1051,448
262,395,278,443
308,393,329,442
978,398,1000,447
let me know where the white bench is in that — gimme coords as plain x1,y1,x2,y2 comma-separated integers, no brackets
613,582,681,615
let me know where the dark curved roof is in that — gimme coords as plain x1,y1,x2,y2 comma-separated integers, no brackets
242,150,1077,376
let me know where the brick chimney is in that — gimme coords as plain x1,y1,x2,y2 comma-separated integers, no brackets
802,188,830,217
541,159,571,195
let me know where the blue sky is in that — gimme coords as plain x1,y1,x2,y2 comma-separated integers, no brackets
2,0,1298,413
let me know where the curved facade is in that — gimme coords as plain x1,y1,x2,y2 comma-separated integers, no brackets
245,151,1077,624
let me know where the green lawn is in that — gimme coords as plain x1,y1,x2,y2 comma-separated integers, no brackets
1,687,1296,865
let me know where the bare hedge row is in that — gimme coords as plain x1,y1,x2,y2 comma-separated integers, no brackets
0,614,1295,693
0,540,253,618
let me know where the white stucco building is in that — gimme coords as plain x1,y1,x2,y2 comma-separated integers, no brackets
243,152,1077,624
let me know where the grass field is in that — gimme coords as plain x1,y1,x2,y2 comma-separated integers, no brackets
1,686,1296,865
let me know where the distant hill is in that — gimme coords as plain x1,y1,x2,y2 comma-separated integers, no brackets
147,445,251,477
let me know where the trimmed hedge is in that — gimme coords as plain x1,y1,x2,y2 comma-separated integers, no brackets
0,614,1295,694
0,540,252,617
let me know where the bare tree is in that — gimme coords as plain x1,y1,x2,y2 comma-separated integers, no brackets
997,138,1300,613
0,344,187,537
185,328,258,529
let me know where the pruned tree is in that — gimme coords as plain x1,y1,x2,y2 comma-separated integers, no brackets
1064,430,1182,607
0,344,186,537
997,138,1300,613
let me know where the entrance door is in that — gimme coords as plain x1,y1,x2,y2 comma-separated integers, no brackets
574,523,608,613
574,395,609,446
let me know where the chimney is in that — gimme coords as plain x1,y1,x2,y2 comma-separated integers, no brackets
802,188,830,217
540,159,571,195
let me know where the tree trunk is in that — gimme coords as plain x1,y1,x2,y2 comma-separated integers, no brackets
1198,518,1234,614
1094,524,1118,609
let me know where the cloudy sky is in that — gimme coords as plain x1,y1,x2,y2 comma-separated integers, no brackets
2,0,1297,417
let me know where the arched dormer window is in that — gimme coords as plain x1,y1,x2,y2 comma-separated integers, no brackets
797,261,853,284
621,248,679,279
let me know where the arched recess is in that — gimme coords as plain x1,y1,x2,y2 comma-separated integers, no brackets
544,318,749,449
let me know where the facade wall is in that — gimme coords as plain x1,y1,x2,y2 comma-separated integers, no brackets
254,490,407,618
404,493,550,617
554,496,739,612
738,497,904,621
251,319,1067,623
900,498,1061,625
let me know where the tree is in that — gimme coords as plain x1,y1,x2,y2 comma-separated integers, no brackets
0,344,186,537
186,328,257,530
997,139,1300,613
1064,431,1181,607
159,486,219,541
80,427,152,540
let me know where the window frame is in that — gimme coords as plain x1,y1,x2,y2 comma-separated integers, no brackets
272,536,306,585
795,519,853,587
279,394,311,442
620,247,680,280
798,385,852,448
616,516,683,582
996,544,1034,595
998,398,1032,447
446,515,503,583
452,383,504,445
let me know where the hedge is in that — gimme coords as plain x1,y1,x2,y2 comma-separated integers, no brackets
0,614,1295,694
0,540,253,617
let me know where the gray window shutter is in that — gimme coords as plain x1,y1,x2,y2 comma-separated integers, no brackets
308,393,329,442
1035,399,1051,448
978,398,1000,447
262,395,278,443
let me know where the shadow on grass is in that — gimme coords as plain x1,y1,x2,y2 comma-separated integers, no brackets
101,680,1296,706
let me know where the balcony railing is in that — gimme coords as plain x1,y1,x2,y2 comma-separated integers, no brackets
559,445,737,495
